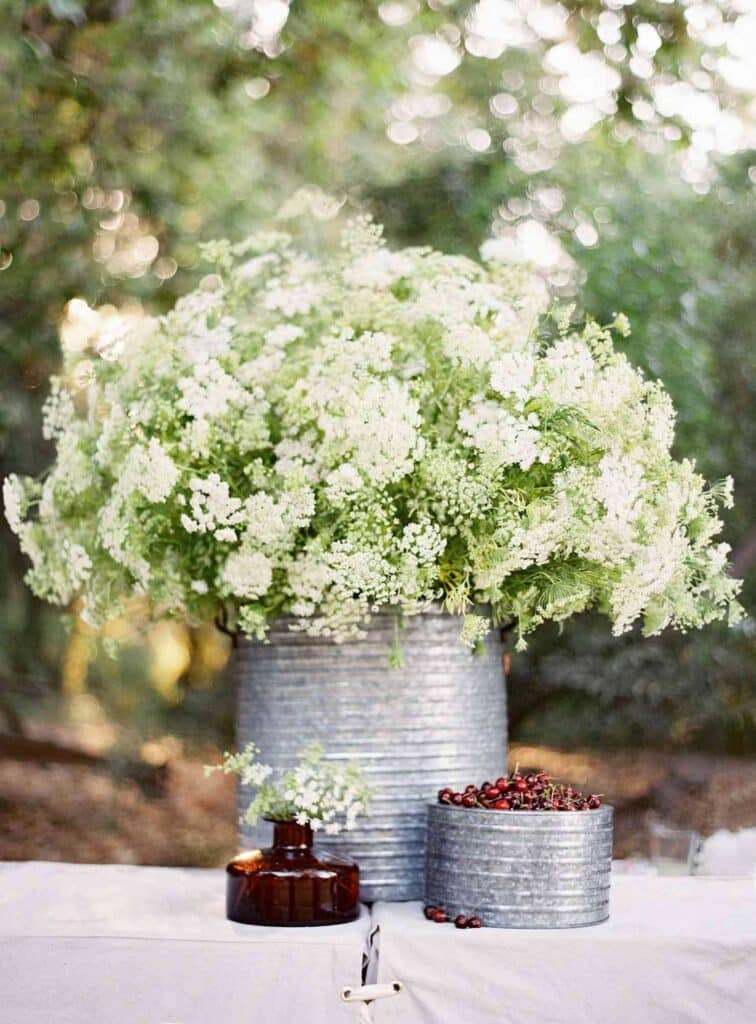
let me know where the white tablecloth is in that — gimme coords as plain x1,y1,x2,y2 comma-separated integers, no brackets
0,861,370,1024
2,864,755,1024
370,877,756,1024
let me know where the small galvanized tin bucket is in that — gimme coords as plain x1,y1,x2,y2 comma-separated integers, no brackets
425,803,613,928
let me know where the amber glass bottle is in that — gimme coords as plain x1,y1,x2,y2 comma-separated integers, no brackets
226,820,360,927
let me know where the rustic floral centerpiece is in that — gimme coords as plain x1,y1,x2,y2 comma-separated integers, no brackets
4,199,742,900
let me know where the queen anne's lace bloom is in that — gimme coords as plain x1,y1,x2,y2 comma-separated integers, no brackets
125,439,179,505
220,550,273,601
180,474,244,538
2,475,25,535
343,248,413,289
3,206,743,649
208,742,372,834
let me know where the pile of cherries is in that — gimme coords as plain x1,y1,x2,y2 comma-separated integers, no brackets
424,905,483,929
437,770,602,812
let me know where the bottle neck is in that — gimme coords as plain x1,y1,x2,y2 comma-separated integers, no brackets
272,820,314,849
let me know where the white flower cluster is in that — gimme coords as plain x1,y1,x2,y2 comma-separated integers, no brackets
208,742,372,834
220,550,273,600
3,206,743,648
180,474,244,540
283,756,367,835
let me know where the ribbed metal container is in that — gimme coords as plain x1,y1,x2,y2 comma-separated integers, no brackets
426,803,613,928
236,610,507,902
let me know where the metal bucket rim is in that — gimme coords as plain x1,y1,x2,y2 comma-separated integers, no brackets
428,804,613,817
239,603,496,639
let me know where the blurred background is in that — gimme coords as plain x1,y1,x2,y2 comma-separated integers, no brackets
1,0,754,867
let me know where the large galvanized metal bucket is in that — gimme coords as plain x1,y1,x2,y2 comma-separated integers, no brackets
236,609,507,902
425,803,613,927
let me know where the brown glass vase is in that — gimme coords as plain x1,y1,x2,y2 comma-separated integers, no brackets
226,820,360,927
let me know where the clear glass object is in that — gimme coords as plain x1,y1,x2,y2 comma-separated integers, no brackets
648,820,702,875
226,820,360,927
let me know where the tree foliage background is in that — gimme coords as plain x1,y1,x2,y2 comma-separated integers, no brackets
1,0,754,754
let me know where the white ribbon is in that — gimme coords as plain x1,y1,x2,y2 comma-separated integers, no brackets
340,981,403,1023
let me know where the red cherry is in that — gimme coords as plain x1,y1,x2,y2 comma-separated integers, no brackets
448,770,598,811
454,915,468,929
423,906,436,919
467,916,483,929
431,909,448,924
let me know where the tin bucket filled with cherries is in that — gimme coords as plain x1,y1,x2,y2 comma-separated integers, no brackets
425,771,613,929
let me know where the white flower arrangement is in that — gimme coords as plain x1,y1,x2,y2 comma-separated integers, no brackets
207,742,372,834
3,203,743,649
